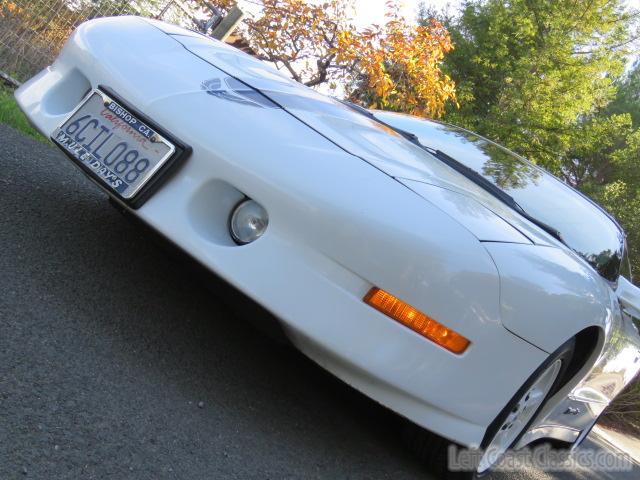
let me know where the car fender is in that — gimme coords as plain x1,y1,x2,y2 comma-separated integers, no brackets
484,242,614,353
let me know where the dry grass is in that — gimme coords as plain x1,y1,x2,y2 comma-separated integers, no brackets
602,381,640,437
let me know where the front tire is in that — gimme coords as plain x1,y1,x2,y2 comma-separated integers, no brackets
403,337,575,479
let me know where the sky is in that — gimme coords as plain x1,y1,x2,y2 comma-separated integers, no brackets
350,0,457,27
235,0,459,28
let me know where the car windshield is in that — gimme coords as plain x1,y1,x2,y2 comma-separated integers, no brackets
373,111,626,282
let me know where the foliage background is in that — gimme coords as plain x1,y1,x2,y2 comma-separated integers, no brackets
417,0,640,281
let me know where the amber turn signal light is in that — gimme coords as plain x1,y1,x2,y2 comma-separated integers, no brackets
364,287,470,354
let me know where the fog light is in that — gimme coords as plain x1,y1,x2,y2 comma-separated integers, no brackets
230,199,268,244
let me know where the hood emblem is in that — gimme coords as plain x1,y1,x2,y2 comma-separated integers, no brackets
200,77,277,109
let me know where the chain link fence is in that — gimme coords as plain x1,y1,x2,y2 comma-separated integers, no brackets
0,0,203,85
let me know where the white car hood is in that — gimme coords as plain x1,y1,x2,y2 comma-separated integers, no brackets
155,23,558,245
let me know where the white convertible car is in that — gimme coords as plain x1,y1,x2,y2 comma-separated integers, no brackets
15,16,640,477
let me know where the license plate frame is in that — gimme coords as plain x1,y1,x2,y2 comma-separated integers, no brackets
51,86,191,208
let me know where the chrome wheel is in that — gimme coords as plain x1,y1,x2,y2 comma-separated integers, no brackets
477,358,563,474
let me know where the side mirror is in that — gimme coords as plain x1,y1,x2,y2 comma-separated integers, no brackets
617,276,640,319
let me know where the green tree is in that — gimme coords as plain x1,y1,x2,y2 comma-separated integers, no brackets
420,0,638,175
606,61,640,128
587,128,640,272
419,1,640,274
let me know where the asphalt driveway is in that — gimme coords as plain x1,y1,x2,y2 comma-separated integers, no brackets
1,123,638,479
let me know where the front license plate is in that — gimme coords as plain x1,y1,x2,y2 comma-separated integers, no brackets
51,89,176,200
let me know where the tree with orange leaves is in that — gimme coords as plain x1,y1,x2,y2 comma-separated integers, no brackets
338,2,457,117
198,0,457,118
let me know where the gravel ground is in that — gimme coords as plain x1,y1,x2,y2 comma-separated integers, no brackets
1,123,638,480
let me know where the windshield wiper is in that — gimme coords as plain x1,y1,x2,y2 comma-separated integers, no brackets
338,100,565,243
424,147,522,211
337,100,423,142
424,148,564,243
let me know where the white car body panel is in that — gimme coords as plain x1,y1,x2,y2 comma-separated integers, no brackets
14,16,640,450
484,242,613,354
397,179,531,244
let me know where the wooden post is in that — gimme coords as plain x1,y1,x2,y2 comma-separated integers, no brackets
211,5,245,42
0,70,20,88
156,0,175,19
